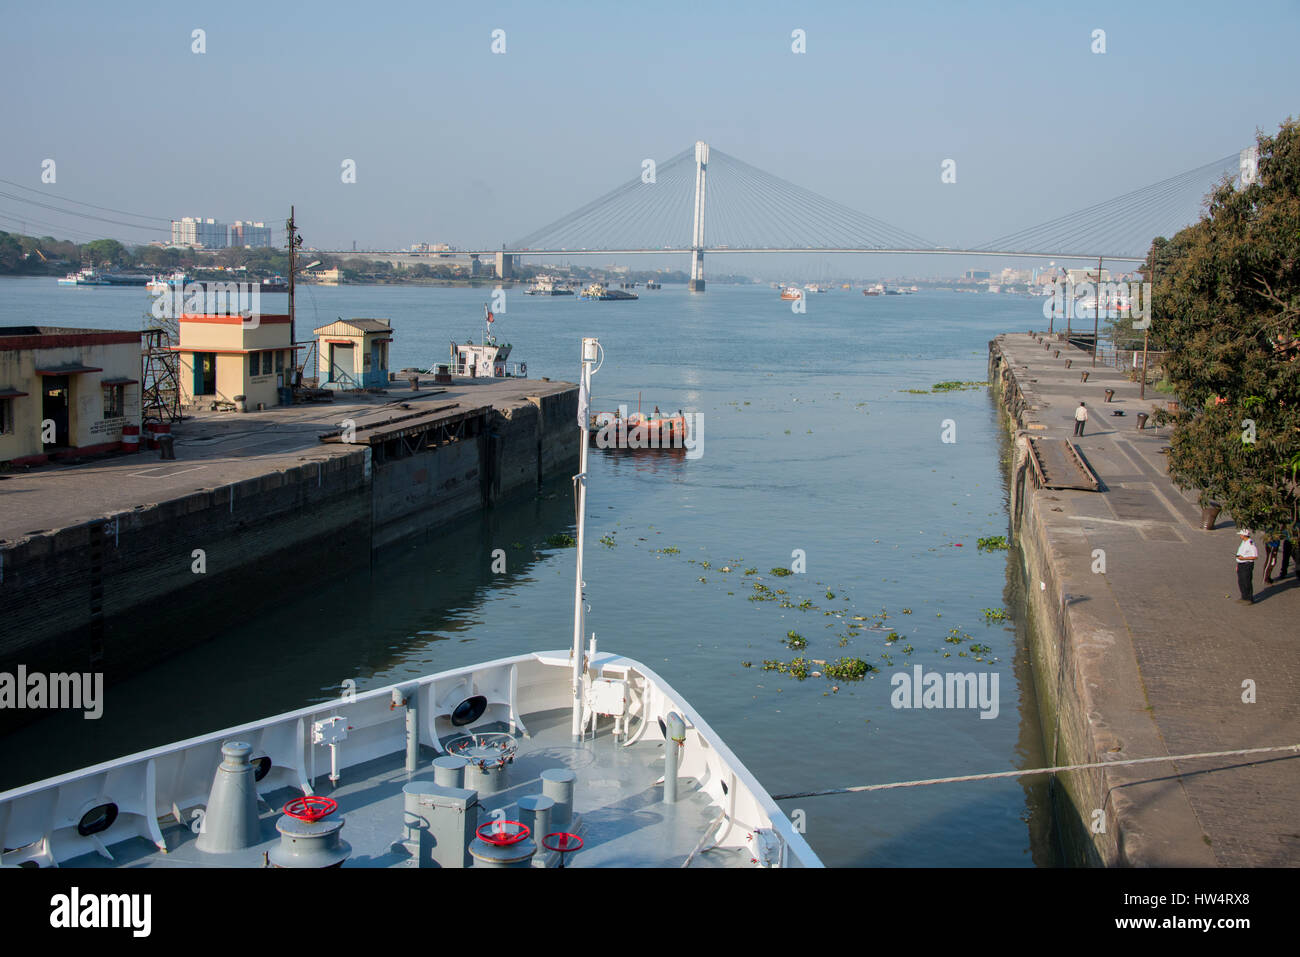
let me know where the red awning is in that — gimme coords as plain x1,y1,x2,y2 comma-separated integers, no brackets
35,364,103,375
100,377,139,385
0,387,29,398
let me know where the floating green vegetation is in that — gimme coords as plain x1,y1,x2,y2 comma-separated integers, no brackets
944,628,965,644
656,546,681,554
699,560,711,569
749,582,776,602
770,567,793,577
598,534,617,548
901,608,912,615
901,644,914,655
825,589,836,600
744,567,758,576
798,599,815,611
931,380,989,392
511,542,525,550
976,535,1009,551
969,643,992,654
902,388,930,394
824,657,875,681
784,631,807,650
762,657,811,680
982,607,1009,621
884,631,902,643
741,661,752,668
545,533,576,548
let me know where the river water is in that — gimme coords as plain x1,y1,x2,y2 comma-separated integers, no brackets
0,276,1058,866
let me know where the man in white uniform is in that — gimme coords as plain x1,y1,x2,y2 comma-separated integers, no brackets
1073,401,1089,436
1236,529,1258,604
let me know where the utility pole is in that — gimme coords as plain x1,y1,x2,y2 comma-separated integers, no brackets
286,206,302,383
1092,255,1103,367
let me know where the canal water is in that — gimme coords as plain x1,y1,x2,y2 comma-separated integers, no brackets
0,277,1058,866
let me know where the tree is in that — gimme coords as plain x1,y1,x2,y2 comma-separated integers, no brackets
81,238,126,267
1153,117,1300,535
0,232,22,272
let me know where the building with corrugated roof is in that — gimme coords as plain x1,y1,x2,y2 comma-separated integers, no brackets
313,318,393,389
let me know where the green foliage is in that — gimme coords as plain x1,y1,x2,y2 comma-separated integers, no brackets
783,631,806,649
1150,118,1300,534
823,657,875,680
545,533,576,548
976,535,1009,551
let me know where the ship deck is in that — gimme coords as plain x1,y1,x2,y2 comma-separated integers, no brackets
60,708,743,869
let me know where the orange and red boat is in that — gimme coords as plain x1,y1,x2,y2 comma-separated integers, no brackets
587,409,689,450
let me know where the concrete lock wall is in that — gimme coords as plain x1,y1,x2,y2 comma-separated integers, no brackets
0,388,579,688
988,342,1116,866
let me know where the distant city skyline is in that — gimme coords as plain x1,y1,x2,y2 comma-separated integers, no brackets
2,0,1296,277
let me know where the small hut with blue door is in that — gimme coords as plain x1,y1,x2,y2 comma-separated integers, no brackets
313,318,393,390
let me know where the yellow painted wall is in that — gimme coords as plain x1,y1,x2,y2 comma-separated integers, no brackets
0,341,141,462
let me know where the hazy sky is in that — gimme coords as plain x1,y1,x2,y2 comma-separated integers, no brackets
2,0,1296,275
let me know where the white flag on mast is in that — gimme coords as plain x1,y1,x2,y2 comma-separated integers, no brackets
577,374,589,430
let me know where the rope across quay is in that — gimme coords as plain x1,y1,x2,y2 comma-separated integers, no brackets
772,743,1300,800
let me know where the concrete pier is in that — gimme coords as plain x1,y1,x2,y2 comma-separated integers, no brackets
990,333,1299,867
0,376,577,685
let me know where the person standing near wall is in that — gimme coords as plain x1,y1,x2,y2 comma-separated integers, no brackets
1236,529,1259,604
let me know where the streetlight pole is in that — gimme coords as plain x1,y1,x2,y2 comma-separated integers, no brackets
1092,255,1103,368
1140,260,1153,400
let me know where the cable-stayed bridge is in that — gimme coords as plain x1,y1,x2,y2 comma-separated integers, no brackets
470,141,1247,290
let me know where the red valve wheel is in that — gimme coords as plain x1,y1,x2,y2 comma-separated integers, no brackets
476,820,529,846
543,832,583,853
283,796,338,822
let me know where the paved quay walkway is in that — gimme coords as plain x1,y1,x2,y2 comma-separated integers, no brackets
0,375,574,545
997,333,1299,867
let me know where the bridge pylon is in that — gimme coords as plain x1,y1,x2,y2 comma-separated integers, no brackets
689,140,709,292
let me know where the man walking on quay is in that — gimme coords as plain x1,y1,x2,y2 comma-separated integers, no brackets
1073,401,1088,436
1236,529,1259,604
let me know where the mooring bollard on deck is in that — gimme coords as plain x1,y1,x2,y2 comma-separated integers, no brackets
1136,412,1149,430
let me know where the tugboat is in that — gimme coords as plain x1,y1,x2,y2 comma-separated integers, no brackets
0,337,819,871
587,405,690,452
644,278,661,290
448,305,527,377
526,275,574,296
56,267,109,286
863,283,885,296
579,283,637,301
780,285,803,300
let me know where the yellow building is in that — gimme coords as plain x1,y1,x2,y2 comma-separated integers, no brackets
175,313,295,410
0,326,142,465
313,318,393,389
